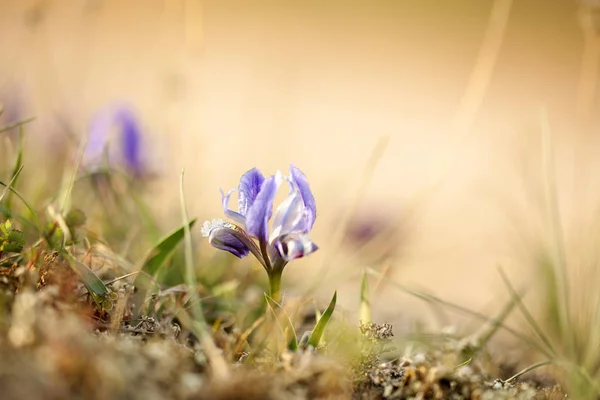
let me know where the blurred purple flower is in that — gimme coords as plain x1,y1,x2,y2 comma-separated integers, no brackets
83,103,145,176
344,209,406,264
0,86,27,141
202,165,318,270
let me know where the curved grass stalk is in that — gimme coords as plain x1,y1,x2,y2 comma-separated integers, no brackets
503,360,553,384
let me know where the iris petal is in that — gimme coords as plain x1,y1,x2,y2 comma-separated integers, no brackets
269,188,307,243
202,219,267,268
246,172,282,244
238,168,265,216
290,165,316,231
274,233,318,262
208,229,250,258
220,188,246,226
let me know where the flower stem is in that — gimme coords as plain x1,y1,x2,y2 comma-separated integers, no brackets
269,270,282,303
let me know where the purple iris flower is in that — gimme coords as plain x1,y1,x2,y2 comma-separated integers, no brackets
202,165,318,272
83,103,144,176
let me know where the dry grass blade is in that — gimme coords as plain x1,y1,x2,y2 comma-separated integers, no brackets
234,315,266,355
451,0,513,138
359,270,371,324
503,360,553,385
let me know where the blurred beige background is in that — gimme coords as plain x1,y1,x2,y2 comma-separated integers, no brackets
2,0,600,324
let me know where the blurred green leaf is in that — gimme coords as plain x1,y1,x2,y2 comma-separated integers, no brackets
66,254,108,299
65,208,86,228
0,219,25,254
1,230,25,253
142,218,197,276
131,218,198,319
44,222,65,250
307,291,337,349
264,293,298,352
1,219,13,235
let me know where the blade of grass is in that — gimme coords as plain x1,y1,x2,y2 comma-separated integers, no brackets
180,169,229,381
540,109,575,359
370,260,451,328
423,0,513,201
5,126,24,210
307,290,337,349
103,271,140,286
454,358,472,369
451,0,513,139
0,178,39,228
503,360,553,384
264,293,298,351
365,267,554,358
0,164,23,203
0,117,35,134
471,286,520,352
497,266,556,357
59,135,88,214
234,315,266,355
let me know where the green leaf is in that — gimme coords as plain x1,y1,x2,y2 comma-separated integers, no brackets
66,254,108,299
141,218,197,275
131,218,198,319
2,230,25,253
307,291,337,349
264,293,298,351
1,219,12,235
